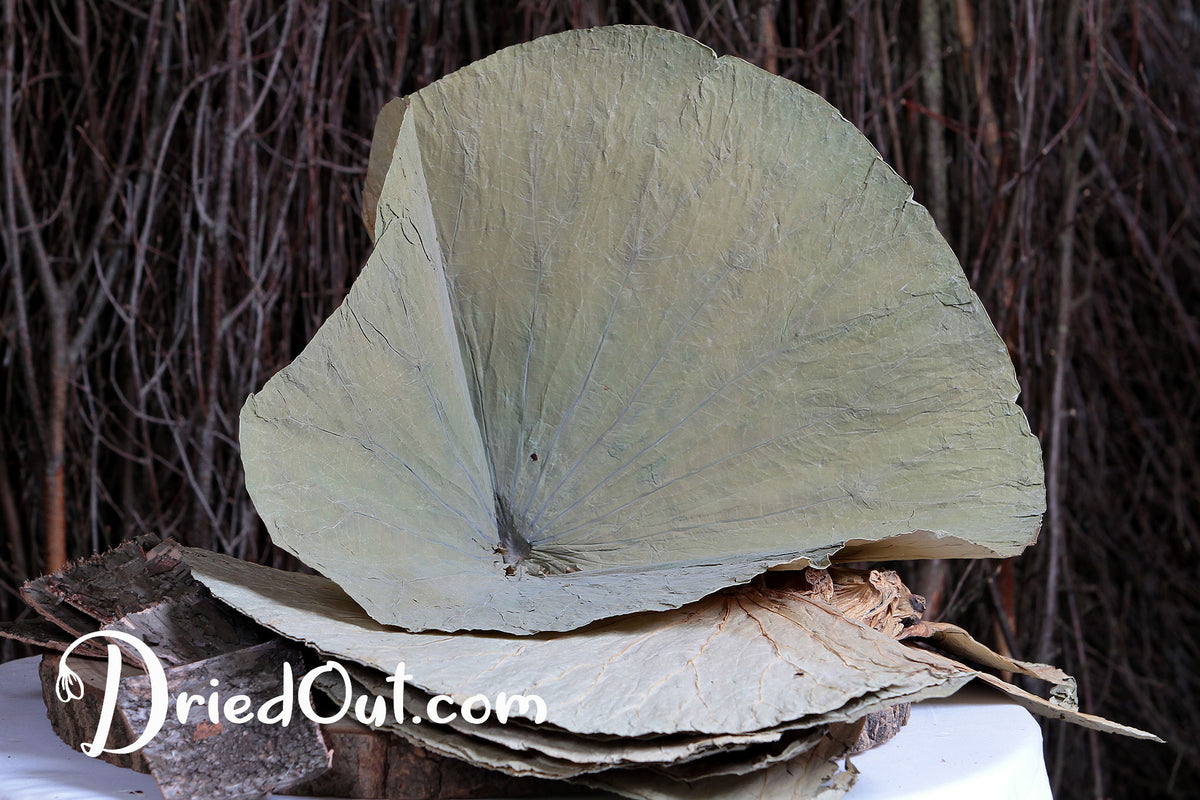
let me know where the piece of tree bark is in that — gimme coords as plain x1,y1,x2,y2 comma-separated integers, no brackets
848,702,911,755
21,534,267,667
20,576,102,638
0,619,107,658
102,591,268,667
115,639,332,800
36,534,193,624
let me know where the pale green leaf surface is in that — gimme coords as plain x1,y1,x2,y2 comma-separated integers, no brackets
242,26,1044,634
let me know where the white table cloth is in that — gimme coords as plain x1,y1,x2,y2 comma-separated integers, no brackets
0,656,1050,799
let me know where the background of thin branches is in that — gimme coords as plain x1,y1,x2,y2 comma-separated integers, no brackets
1,0,1196,796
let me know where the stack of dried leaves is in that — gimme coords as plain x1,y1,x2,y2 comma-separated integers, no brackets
183,550,1156,799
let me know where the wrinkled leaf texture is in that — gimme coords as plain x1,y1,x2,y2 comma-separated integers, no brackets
239,26,1045,634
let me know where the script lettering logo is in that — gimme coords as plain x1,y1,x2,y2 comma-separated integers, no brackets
56,631,168,758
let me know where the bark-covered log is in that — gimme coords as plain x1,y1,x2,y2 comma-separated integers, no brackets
39,651,151,773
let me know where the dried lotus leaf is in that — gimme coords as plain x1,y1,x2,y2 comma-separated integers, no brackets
241,25,1045,634
185,548,972,739
969,672,1163,741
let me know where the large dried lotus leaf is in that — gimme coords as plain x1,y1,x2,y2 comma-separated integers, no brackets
185,548,973,738
241,25,1045,634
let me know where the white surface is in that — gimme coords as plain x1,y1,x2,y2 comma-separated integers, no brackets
850,683,1053,799
0,656,1050,799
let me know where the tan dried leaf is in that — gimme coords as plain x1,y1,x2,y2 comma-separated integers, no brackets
185,548,972,739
